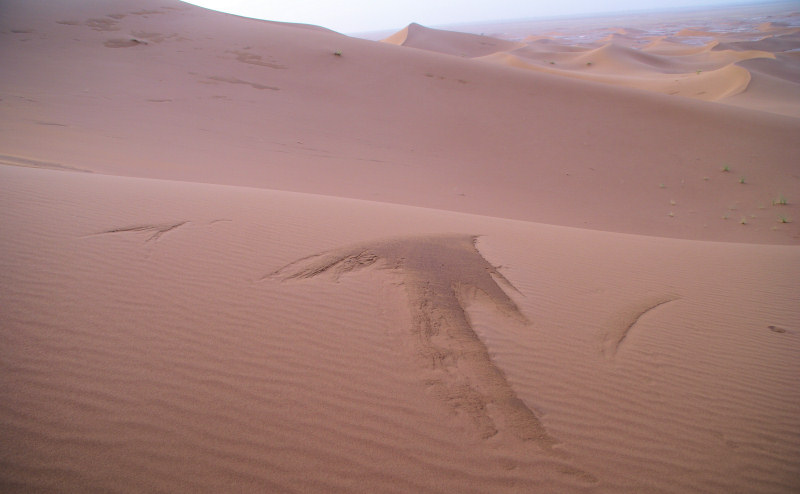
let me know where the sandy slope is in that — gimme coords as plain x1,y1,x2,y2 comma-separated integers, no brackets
2,165,799,493
1,0,798,244
1,0,800,493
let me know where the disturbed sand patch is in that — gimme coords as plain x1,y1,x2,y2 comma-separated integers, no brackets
0,154,92,173
270,234,557,449
228,50,287,69
88,221,188,243
104,38,147,48
206,76,279,91
603,296,680,358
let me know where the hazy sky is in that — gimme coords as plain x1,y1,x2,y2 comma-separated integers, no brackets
183,0,763,33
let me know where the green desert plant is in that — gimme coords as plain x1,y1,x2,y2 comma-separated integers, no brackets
778,214,791,224
333,50,342,56
721,165,730,172
739,176,746,184
773,194,788,206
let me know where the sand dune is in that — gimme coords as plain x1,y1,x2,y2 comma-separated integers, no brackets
1,0,800,492
385,7,800,116
723,55,800,116
478,43,760,101
642,38,719,56
1,0,798,243
393,23,778,102
382,23,524,57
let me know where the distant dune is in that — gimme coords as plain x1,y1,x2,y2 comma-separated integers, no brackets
1,0,799,492
384,18,798,111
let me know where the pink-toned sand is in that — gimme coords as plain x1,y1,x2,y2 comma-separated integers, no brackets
1,1,799,492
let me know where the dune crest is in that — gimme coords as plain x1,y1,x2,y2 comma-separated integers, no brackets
480,46,757,100
383,22,523,57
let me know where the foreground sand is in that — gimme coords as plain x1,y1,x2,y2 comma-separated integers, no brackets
1,0,800,492
2,166,799,492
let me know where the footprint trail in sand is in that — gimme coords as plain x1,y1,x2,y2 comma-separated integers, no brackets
270,234,556,449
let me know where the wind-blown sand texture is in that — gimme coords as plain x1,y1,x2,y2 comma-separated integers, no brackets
1,0,799,492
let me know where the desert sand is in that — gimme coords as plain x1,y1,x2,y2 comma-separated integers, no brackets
1,0,799,492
